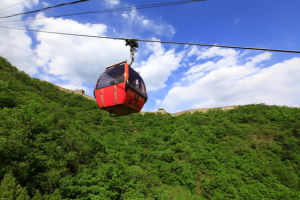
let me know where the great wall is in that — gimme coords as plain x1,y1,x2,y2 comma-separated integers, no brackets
151,106,238,116
53,83,238,116
50,82,96,101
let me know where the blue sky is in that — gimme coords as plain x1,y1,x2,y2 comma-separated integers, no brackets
0,0,300,113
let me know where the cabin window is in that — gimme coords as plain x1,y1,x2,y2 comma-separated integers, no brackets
97,64,125,89
128,67,146,94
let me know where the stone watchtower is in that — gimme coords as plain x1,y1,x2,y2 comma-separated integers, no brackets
157,108,167,114
74,89,85,95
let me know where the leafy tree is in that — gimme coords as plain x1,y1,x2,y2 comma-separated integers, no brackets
0,172,30,200
0,56,299,199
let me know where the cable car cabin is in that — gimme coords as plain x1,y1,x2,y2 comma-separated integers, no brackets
94,61,147,115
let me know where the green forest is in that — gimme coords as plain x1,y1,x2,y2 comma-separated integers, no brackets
0,56,299,199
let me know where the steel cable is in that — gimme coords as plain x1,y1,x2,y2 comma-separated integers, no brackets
0,25,299,54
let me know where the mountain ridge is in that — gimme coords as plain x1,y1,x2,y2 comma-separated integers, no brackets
49,82,299,115
0,56,299,199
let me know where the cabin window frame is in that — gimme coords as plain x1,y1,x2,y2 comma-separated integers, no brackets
96,64,125,89
126,67,148,100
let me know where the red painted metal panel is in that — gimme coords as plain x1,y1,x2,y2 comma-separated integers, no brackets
116,83,126,104
124,88,145,112
95,89,103,108
95,61,147,115
102,86,115,107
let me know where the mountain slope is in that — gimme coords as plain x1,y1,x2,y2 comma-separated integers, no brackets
0,56,299,199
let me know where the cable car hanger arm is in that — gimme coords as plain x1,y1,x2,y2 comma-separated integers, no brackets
125,39,138,66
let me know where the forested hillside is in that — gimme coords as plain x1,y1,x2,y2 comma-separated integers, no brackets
0,56,299,200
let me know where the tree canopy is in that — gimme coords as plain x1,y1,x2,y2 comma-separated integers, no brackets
0,56,299,199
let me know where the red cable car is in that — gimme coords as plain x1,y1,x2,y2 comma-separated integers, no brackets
94,61,148,115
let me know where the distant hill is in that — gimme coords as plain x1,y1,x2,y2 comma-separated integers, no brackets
142,106,238,116
0,56,299,200
48,82,238,116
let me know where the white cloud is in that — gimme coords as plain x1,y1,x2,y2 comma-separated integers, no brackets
0,25,37,74
182,47,239,82
0,0,38,16
161,47,300,112
187,46,201,57
233,18,240,24
196,47,238,60
135,41,184,91
0,0,38,75
3,1,298,114
246,52,272,65
0,0,177,96
25,0,39,9
105,0,120,7
121,8,175,37
29,13,129,91
41,1,51,8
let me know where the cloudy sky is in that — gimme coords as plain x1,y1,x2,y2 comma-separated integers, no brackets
0,0,299,113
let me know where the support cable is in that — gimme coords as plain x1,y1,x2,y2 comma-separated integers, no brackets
0,0,89,19
0,25,300,54
0,0,205,22
0,0,30,12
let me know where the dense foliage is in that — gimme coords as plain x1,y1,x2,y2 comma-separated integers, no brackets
0,56,299,199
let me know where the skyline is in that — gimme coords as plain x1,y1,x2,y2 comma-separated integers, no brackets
0,0,299,112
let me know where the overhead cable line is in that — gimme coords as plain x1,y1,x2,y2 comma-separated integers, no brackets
0,0,89,19
0,0,30,12
0,0,205,22
0,25,300,54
